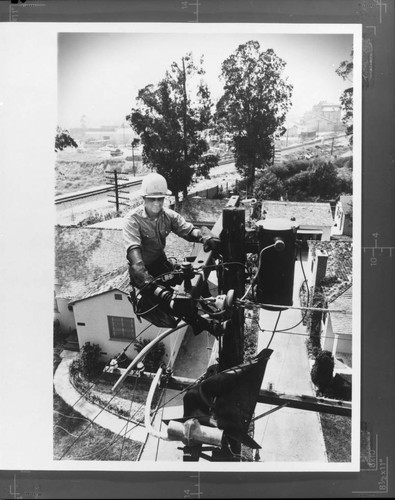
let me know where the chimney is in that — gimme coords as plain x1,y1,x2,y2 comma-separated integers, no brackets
315,249,328,286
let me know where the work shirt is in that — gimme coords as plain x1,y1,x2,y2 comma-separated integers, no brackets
123,205,197,265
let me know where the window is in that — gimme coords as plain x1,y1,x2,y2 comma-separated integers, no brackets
107,316,135,340
114,294,123,301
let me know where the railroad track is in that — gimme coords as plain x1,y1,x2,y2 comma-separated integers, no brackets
54,179,143,205
55,157,236,206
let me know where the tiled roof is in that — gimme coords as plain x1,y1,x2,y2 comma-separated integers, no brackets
308,240,352,283
308,240,353,308
330,286,352,336
261,201,333,227
55,226,127,299
55,224,194,300
180,198,229,223
71,265,130,304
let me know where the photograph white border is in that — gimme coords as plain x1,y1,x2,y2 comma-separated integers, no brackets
0,21,361,473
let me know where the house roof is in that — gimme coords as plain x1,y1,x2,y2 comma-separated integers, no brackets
308,240,352,284
308,240,353,306
260,201,333,228
330,286,353,337
70,265,130,304
55,225,194,300
55,226,127,299
179,198,229,224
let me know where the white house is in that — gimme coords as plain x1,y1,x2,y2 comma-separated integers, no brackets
54,226,127,336
261,201,334,246
69,266,190,367
332,195,353,237
307,240,353,362
321,286,352,357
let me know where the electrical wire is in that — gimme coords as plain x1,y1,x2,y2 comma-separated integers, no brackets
265,311,282,349
119,376,138,460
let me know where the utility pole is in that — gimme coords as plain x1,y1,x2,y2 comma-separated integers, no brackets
212,199,246,461
106,170,130,212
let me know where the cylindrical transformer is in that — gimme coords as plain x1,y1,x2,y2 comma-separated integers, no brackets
255,219,299,310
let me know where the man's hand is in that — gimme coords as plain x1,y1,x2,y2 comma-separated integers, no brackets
203,236,222,256
200,226,222,257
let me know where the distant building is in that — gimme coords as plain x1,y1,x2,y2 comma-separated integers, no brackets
332,195,353,237
301,101,344,135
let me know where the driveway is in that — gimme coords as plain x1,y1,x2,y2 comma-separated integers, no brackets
253,253,327,462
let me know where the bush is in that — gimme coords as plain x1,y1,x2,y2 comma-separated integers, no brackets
78,342,104,379
134,338,166,372
53,319,63,347
311,350,334,393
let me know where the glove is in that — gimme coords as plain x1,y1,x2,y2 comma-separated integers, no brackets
200,226,222,257
127,247,154,288
203,236,222,256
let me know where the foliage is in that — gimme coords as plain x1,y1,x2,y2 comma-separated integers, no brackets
53,318,63,347
55,126,78,152
195,153,219,178
216,41,293,186
75,209,121,227
336,52,353,146
127,53,215,207
251,158,352,203
77,342,103,379
253,169,284,201
320,413,351,462
134,338,166,372
311,350,334,393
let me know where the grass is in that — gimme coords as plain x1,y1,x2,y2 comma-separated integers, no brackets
53,391,143,461
320,413,351,462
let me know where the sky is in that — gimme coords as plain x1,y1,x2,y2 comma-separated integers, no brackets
58,30,354,129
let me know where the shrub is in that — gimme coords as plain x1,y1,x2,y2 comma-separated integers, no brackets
78,342,104,379
53,318,63,347
134,338,166,372
311,350,334,393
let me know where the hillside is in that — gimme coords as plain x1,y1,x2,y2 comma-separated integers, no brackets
55,148,149,195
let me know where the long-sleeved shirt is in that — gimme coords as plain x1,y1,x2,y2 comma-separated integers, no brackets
123,205,199,265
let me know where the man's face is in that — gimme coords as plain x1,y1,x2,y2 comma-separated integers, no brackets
144,197,165,216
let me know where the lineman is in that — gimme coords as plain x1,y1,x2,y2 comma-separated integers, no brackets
123,172,221,330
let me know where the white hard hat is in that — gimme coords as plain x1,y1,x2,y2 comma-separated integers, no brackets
139,173,172,198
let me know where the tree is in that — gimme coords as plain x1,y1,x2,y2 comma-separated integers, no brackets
336,52,353,145
285,160,345,201
127,53,217,208
216,41,293,190
311,350,335,394
253,169,284,200
55,126,78,152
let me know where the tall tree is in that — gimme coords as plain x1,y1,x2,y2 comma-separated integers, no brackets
216,41,293,190
126,53,216,208
336,52,353,145
55,126,78,152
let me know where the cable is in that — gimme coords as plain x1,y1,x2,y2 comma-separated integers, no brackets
119,376,138,460
241,244,276,301
265,311,282,349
